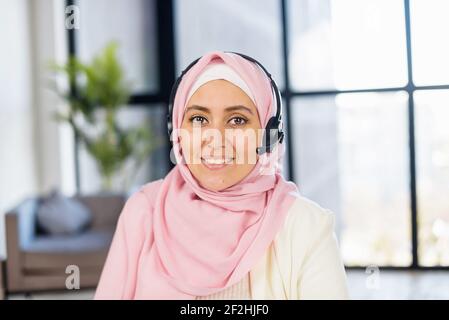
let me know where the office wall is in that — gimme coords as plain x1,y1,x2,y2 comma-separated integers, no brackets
0,0,67,257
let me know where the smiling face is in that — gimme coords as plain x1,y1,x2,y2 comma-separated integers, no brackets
180,79,262,192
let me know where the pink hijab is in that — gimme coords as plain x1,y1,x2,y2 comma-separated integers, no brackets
149,51,299,299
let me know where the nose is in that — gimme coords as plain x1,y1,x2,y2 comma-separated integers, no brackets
201,124,233,157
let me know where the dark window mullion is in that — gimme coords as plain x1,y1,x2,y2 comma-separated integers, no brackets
287,86,408,97
286,83,449,98
404,0,419,268
155,0,176,171
66,0,81,193
280,0,295,183
128,93,165,105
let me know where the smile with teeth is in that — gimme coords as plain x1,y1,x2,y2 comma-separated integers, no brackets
201,157,234,165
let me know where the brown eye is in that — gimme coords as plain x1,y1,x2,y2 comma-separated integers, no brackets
189,115,207,125
229,117,248,126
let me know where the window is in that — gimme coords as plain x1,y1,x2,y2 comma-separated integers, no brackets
174,0,284,89
78,0,158,93
287,0,407,91
410,0,449,86
291,92,411,266
415,90,449,266
286,0,449,267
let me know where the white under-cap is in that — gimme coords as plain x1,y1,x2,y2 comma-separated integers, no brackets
186,62,256,105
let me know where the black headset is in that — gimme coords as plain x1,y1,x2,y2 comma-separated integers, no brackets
166,51,284,155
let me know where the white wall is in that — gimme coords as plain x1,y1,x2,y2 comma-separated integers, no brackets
0,0,36,258
0,0,68,258
30,0,67,195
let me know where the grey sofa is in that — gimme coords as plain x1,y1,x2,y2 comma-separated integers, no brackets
4,194,125,294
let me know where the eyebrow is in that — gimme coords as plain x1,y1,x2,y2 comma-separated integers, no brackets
185,105,254,115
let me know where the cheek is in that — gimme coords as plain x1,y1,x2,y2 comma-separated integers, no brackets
179,128,202,163
233,129,260,165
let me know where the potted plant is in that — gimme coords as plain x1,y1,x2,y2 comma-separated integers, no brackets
49,42,163,192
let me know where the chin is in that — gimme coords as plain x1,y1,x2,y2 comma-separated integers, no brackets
198,176,233,192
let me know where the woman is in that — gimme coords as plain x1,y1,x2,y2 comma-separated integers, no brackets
94,51,349,300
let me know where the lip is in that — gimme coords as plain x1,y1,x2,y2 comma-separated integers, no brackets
201,157,234,171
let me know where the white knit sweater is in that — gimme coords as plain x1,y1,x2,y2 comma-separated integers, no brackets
195,273,252,300
194,195,349,300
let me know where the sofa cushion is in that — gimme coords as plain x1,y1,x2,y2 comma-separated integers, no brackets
22,250,109,271
22,229,114,271
36,190,92,235
23,229,114,253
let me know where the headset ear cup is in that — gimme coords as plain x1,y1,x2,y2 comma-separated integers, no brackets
262,116,282,153
167,113,173,139
279,131,284,144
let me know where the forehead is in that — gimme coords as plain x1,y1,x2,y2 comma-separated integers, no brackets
185,80,257,113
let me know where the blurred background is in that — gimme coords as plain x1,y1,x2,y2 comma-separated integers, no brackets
1,0,448,299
